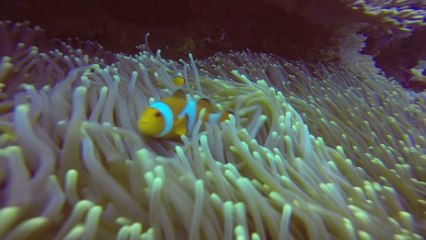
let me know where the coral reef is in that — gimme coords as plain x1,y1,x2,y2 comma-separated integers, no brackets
268,0,426,32
1,21,425,239
2,0,425,90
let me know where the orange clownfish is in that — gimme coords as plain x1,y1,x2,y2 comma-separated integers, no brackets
137,77,231,139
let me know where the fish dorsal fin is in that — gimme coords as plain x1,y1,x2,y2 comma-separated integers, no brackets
198,98,213,112
172,76,185,86
172,89,186,98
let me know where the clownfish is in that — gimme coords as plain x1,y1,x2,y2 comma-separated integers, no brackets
137,77,231,139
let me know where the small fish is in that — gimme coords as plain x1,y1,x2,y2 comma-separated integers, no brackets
138,88,231,139
171,76,185,86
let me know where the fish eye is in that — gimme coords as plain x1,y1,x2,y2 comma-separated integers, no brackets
154,112,162,117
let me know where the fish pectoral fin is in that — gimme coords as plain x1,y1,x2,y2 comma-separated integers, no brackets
174,124,187,136
174,115,188,136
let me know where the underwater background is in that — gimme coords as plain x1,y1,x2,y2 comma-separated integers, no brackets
0,0,425,239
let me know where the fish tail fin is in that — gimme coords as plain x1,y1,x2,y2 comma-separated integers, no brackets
220,111,234,122
208,112,221,124
209,111,233,124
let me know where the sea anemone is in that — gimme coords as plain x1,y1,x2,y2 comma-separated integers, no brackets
0,21,425,239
